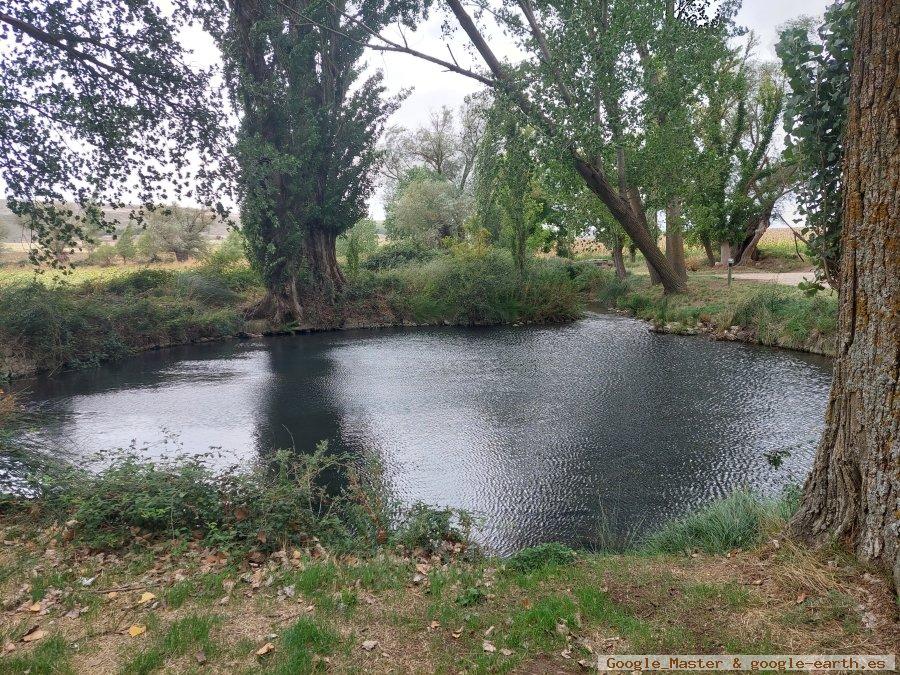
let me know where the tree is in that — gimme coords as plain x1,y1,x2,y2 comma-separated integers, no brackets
790,0,898,593
213,0,414,322
0,1,224,270
496,119,545,279
388,177,471,246
356,0,740,292
138,207,209,262
115,225,137,263
687,55,792,266
777,0,856,289
382,95,489,193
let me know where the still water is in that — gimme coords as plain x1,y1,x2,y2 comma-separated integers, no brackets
10,312,831,553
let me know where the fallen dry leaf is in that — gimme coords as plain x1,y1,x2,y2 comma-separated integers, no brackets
128,625,147,638
361,639,378,651
795,593,808,604
22,628,47,643
4,641,15,653
195,650,207,664
256,642,275,656
28,602,42,612
482,641,496,653
137,592,156,605
452,628,463,639
500,648,513,656
429,620,440,630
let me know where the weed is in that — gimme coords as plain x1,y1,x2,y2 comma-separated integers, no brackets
271,617,339,674
643,489,798,555
506,543,575,575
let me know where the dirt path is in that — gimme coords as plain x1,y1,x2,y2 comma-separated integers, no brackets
711,270,823,287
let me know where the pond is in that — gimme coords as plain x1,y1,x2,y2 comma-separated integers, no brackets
8,312,831,554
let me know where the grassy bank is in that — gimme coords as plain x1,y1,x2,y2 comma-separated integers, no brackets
0,454,896,673
602,275,838,356
0,249,609,379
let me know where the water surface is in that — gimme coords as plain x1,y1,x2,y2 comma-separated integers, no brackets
10,312,831,553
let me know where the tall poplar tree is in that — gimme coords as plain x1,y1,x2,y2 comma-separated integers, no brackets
216,0,418,321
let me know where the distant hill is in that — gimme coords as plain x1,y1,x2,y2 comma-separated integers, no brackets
0,201,231,243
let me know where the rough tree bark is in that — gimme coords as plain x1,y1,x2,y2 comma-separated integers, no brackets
701,236,716,266
791,0,899,592
611,234,627,280
665,199,688,281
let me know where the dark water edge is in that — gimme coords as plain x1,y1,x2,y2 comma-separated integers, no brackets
6,312,832,555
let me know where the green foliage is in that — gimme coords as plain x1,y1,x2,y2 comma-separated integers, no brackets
455,586,486,607
0,634,72,674
0,2,223,271
777,0,856,287
644,489,800,555
123,615,220,675
217,0,411,304
203,229,247,271
86,243,118,266
361,240,441,271
115,225,137,263
336,218,378,272
506,543,576,574
137,207,210,262
0,267,250,373
386,175,471,246
394,502,472,554
25,444,361,551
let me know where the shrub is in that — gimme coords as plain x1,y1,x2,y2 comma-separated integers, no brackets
87,243,118,266
506,543,576,574
24,444,356,551
362,239,441,271
203,229,247,271
393,502,472,554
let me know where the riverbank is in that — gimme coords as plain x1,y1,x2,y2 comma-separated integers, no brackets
0,250,607,380
0,453,895,673
0,251,838,380
605,275,838,357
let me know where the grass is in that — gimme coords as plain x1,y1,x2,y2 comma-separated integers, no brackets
1,484,895,673
605,275,838,355
123,615,220,675
644,489,800,554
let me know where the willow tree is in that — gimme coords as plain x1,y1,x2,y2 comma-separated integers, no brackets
791,0,898,592
216,0,415,321
0,1,223,269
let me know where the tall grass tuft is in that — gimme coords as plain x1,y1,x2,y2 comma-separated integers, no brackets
643,488,800,555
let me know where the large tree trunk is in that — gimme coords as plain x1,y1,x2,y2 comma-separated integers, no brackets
701,236,716,266
665,199,688,281
611,235,627,280
791,0,899,592
637,196,663,285
305,228,346,292
574,158,685,292
734,215,768,266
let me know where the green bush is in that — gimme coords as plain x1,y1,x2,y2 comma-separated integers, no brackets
362,240,442,271
506,543,576,574
21,444,359,551
394,502,472,554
